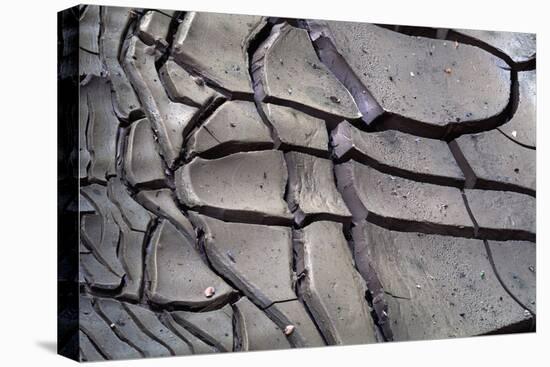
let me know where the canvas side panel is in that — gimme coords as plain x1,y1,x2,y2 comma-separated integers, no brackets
57,5,80,362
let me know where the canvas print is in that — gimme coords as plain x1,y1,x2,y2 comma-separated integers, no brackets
57,4,536,362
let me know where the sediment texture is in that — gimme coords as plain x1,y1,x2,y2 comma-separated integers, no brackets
66,6,536,361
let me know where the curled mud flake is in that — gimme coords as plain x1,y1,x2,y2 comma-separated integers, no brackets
283,325,295,336
204,286,216,298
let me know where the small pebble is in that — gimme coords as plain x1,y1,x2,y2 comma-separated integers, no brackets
330,96,341,104
204,286,216,298
444,68,452,74
284,325,295,336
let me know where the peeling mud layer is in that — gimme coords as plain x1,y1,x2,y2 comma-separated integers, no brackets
58,5,536,362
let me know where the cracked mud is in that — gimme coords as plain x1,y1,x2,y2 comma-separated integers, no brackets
58,5,536,362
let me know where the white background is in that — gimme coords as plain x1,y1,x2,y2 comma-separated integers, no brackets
0,0,546,365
